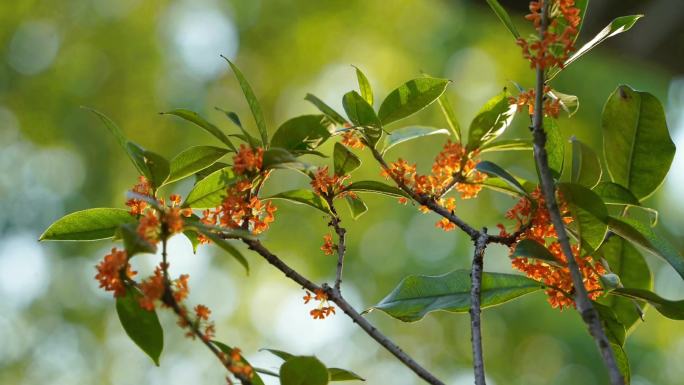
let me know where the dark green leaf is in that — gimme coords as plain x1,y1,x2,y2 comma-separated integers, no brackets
141,150,170,189
305,94,347,126
117,223,156,256
184,167,238,209
40,208,136,241
571,138,602,188
345,195,367,219
466,91,516,150
328,368,365,382
116,287,163,365
196,162,230,182
195,229,249,274
476,161,528,197
342,91,382,147
602,85,675,200
215,107,261,148
162,109,235,151
542,117,565,180
167,146,229,185
344,181,409,198
612,343,631,385
610,288,684,320
262,148,300,170
593,302,626,346
353,66,373,106
280,356,329,385
213,341,266,385
485,0,520,39
382,126,450,154
608,217,684,280
593,182,640,206
479,176,536,198
511,239,561,267
378,77,450,126
558,183,609,251
480,139,533,153
371,270,542,322
333,143,361,176
265,189,331,214
271,115,333,154
224,58,269,146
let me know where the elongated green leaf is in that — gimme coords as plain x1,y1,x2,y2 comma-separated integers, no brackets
117,223,156,256
162,109,235,151
280,356,329,385
597,236,651,333
593,182,640,206
344,181,409,198
544,117,565,180
479,176,536,197
480,139,533,153
263,348,295,361
548,15,643,80
116,287,163,365
612,343,631,385
371,270,542,322
353,66,373,106
184,167,237,209
345,195,367,219
485,0,520,39
215,107,261,148
608,217,684,280
224,58,269,146
328,368,364,382
262,148,300,170
378,77,450,126
141,150,170,188
558,183,608,251
271,115,333,155
333,143,361,176
40,208,136,241
571,138,602,188
593,302,627,346
167,146,229,185
196,229,249,274
305,94,347,126
382,126,450,154
476,161,528,197
342,91,382,147
512,239,561,267
265,189,330,214
602,85,675,200
213,341,265,385
466,91,516,150
611,288,684,320
436,93,461,142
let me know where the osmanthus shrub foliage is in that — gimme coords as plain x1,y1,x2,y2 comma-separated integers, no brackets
40,1,683,384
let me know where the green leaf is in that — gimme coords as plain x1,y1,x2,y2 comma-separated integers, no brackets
265,189,331,214
480,139,533,153
479,176,536,198
485,0,520,39
558,183,609,251
436,93,461,142
262,148,300,170
593,182,640,206
544,117,565,179
183,229,200,253
608,217,684,280
184,167,238,209
610,288,684,320
116,287,164,366
371,270,542,322
602,85,675,200
597,236,652,333
476,161,528,197
195,229,249,273
40,208,136,241
117,223,156,256
280,356,329,385
345,195,367,219
381,126,450,154
224,58,269,146
548,89,579,117
141,150,170,189
612,343,631,385
264,348,296,361
305,94,347,126
342,91,382,147
162,109,235,151
353,66,373,106
213,341,266,385
344,181,409,198
328,368,365,382
271,115,333,155
571,138,602,188
378,77,450,126
593,302,627,346
215,107,261,148
167,146,229,185
511,239,561,267
466,91,516,150
195,162,230,182
333,143,361,176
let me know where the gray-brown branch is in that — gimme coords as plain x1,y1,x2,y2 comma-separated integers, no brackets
325,197,347,292
470,230,489,385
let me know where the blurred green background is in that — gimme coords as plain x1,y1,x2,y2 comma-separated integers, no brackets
1,1,683,384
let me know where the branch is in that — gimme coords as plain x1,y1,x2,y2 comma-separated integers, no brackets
325,197,347,292
470,230,489,385
530,3,623,384
242,239,446,385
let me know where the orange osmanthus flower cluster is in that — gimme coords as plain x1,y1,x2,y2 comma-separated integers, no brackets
224,348,254,378
303,289,336,320
95,248,137,297
499,187,606,309
232,144,264,175
321,234,335,255
341,130,364,149
382,141,486,231
509,86,562,119
310,166,355,198
126,175,152,215
137,263,190,311
517,0,581,69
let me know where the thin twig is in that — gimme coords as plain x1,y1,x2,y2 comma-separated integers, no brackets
470,229,489,385
242,239,446,385
325,196,347,292
530,2,623,384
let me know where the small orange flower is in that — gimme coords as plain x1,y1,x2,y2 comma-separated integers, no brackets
341,130,364,149
321,234,335,255
303,289,335,320
200,180,277,235
139,266,165,311
232,144,264,175
95,248,136,297
126,176,151,215
173,274,190,303
137,210,161,244
310,166,351,197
